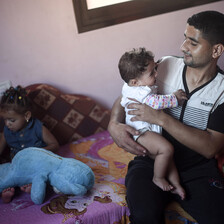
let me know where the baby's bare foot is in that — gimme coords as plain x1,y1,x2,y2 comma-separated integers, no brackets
171,184,186,200
153,177,173,191
1,187,15,203
20,184,32,194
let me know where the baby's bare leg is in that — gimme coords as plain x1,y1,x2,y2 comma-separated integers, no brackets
1,187,15,203
137,131,174,191
167,160,186,200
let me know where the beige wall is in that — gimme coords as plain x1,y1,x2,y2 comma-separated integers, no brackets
0,0,224,109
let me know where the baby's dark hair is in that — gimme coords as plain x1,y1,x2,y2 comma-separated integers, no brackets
118,47,154,83
0,85,32,114
187,11,224,45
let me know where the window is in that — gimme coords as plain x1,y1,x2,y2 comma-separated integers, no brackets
72,0,222,33
86,0,132,9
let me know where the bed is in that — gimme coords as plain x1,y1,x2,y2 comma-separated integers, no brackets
0,83,223,224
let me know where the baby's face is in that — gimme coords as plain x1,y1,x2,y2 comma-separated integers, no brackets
2,110,27,132
137,61,158,87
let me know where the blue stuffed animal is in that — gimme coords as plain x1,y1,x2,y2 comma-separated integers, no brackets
0,147,95,204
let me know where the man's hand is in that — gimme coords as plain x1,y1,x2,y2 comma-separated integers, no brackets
108,120,146,156
128,102,163,126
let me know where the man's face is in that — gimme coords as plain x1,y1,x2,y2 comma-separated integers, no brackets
180,24,213,68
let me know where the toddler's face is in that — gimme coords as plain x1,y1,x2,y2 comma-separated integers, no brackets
137,60,158,87
2,110,27,132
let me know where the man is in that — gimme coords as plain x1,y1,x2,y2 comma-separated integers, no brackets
108,11,224,224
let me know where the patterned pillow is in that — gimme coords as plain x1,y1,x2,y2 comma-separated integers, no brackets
25,84,111,145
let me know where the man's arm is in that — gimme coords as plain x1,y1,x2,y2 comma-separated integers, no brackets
128,103,224,158
108,96,146,155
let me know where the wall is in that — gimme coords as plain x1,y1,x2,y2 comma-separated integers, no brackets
0,0,224,109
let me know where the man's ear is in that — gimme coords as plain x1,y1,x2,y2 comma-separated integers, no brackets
212,44,224,58
24,111,32,122
129,79,138,86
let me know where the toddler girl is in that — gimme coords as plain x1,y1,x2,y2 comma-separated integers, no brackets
0,85,59,203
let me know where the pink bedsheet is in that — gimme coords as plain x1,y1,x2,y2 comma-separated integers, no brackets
0,131,198,224
0,132,130,224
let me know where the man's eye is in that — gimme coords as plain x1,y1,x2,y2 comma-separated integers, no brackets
152,69,156,74
149,71,154,77
191,42,197,46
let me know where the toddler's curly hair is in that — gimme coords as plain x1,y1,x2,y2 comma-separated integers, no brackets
0,85,32,114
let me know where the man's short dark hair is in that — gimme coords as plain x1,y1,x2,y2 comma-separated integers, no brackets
187,11,224,45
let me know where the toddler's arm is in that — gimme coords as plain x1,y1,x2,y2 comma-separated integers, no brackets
144,89,187,109
0,134,7,156
173,89,188,106
0,134,7,163
42,126,59,153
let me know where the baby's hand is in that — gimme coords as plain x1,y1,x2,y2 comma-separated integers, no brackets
173,89,188,106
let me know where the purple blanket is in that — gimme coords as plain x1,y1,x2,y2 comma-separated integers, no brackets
0,131,197,224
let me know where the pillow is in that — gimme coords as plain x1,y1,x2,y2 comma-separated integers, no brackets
25,84,110,145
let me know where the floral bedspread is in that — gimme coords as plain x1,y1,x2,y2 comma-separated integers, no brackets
0,131,197,224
